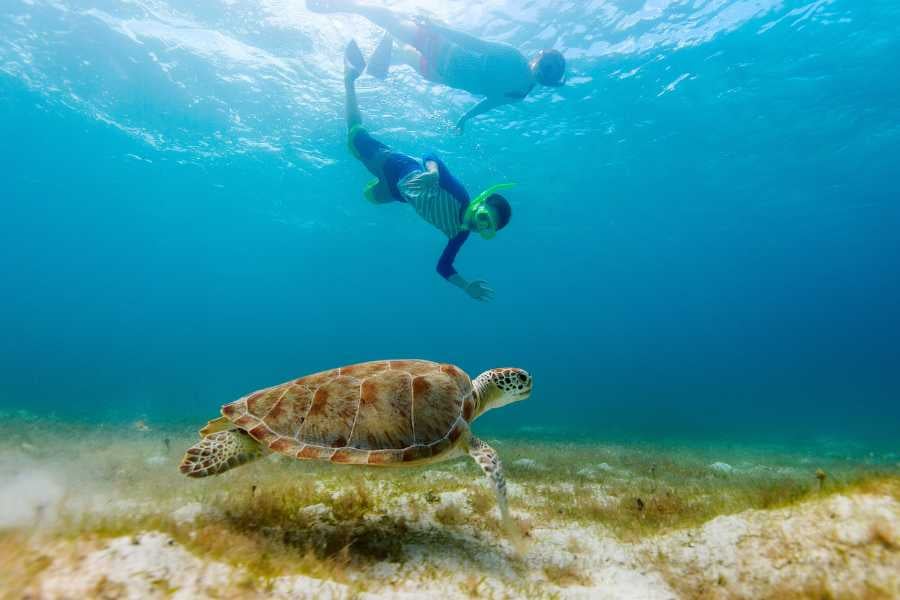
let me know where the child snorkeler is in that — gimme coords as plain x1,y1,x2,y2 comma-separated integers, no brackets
308,0,566,131
342,41,514,301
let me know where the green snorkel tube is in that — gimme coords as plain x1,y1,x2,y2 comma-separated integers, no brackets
464,182,516,240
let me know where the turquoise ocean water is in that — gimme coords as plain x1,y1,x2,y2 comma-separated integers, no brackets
1,0,898,450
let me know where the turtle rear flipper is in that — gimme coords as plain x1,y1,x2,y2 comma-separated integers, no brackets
180,430,263,478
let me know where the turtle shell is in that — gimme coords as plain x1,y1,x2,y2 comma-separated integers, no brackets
219,360,476,466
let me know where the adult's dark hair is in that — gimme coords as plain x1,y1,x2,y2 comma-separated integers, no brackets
533,49,566,87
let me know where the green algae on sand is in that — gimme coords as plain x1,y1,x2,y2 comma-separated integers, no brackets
1,417,898,598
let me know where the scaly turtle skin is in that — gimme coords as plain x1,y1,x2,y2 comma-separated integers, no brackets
180,360,532,550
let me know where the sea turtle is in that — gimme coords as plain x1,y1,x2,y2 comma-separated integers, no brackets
180,360,532,545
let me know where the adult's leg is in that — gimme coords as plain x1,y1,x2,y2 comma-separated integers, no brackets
392,44,423,70
308,0,419,46
369,35,432,79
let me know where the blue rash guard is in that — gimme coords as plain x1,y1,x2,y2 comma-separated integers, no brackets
348,126,471,280
417,153,471,280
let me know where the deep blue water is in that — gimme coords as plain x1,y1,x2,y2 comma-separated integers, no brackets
1,0,898,448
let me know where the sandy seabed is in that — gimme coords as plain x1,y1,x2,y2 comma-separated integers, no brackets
0,418,897,599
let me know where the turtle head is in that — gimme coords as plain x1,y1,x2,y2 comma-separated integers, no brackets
473,368,532,417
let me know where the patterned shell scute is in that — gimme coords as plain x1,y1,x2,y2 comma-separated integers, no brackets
411,373,462,443
219,360,472,464
350,369,414,450
300,375,359,447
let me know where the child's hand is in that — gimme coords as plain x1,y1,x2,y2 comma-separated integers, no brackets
403,168,440,196
465,280,495,302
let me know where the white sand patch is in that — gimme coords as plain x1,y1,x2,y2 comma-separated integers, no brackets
505,481,526,499
576,462,620,478
19,490,900,599
0,463,64,528
557,572,675,600
529,523,676,598
709,461,735,474
38,533,235,599
587,484,617,507
144,454,167,466
425,470,460,481
171,502,205,525
436,490,470,512
645,492,900,598
651,514,748,587
300,502,333,520
36,532,353,600
268,574,353,599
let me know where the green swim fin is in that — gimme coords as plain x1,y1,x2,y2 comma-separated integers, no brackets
367,34,393,80
364,178,391,204
345,40,366,80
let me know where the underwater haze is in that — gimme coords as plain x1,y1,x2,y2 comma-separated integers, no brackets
1,0,899,448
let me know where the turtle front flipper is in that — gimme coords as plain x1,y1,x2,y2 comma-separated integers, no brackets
467,435,527,555
180,430,263,478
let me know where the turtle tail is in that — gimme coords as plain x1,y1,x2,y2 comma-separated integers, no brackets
179,429,263,478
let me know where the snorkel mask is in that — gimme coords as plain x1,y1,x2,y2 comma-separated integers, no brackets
465,183,516,240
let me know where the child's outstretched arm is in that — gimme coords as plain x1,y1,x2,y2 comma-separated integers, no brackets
438,234,494,301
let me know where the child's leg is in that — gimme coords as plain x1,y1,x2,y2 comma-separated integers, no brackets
345,78,361,130
344,41,365,130
342,44,396,205
339,39,415,206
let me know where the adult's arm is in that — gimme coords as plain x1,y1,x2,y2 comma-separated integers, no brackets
456,96,509,131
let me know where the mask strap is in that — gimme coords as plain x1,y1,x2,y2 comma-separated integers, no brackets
466,183,516,232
